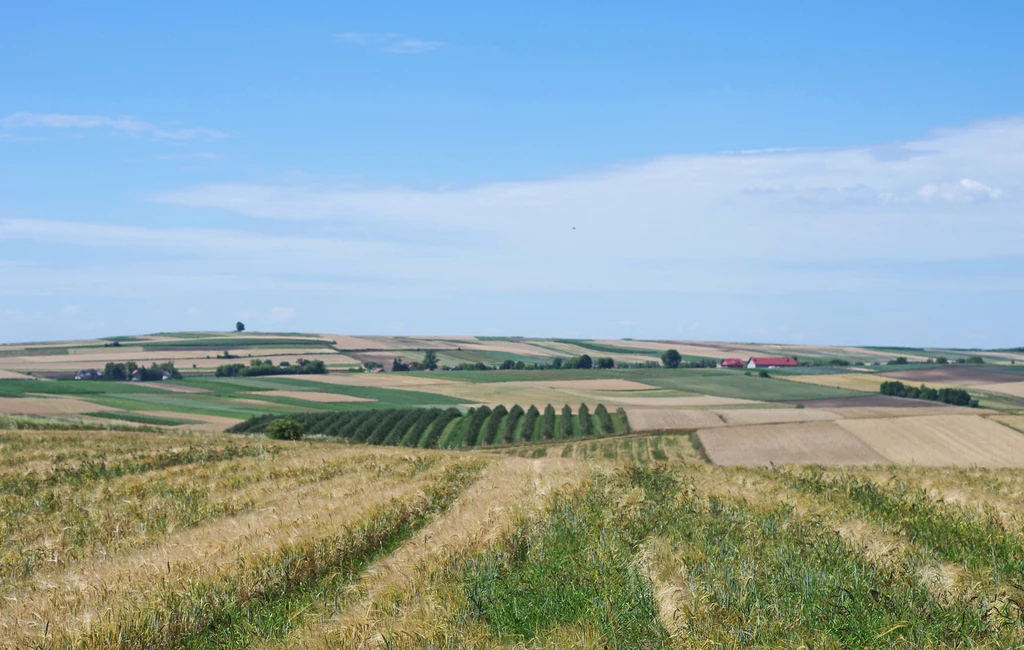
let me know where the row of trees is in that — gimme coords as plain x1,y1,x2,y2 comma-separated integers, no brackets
229,402,629,448
102,361,181,381
215,358,327,377
880,381,979,407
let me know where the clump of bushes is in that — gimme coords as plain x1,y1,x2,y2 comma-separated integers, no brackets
266,418,303,440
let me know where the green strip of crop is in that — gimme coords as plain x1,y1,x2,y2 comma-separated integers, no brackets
69,461,484,650
456,466,675,647
780,470,1024,581
660,493,1000,647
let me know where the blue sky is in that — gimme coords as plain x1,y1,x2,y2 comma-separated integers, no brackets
1,1,1022,346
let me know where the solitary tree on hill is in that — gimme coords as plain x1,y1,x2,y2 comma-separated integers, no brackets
236,321,245,332
421,350,439,371
662,349,682,368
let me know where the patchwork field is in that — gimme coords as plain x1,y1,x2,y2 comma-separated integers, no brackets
7,425,1024,648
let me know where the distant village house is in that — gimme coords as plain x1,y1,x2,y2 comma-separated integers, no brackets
720,358,744,368
746,356,798,369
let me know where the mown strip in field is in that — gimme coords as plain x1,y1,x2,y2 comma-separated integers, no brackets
69,462,483,650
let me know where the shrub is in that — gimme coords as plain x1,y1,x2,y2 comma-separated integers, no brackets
560,404,574,438
522,405,541,441
540,405,556,440
504,405,525,443
484,405,508,445
758,370,771,378
578,403,593,436
595,403,614,434
465,406,492,447
266,418,303,441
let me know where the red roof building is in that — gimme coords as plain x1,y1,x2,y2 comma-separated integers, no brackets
720,358,744,368
746,356,798,369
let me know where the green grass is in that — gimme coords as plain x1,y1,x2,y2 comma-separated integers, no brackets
0,379,165,398
458,467,674,646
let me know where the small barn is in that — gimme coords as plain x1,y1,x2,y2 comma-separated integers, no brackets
720,358,744,368
746,356,798,369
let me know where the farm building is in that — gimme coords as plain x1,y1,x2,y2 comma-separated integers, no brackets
747,356,798,369
720,358,744,368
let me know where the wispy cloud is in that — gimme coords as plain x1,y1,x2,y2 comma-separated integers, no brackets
333,32,445,54
152,117,1024,264
0,112,228,140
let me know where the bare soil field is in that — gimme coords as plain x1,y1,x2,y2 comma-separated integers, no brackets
781,373,889,392
879,368,1024,385
626,409,726,431
781,395,947,409
0,396,115,417
837,415,1024,467
697,422,888,467
0,369,34,379
247,390,374,403
140,411,243,430
715,408,842,426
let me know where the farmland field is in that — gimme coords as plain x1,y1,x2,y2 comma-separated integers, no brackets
4,332,1024,645
6,425,1024,648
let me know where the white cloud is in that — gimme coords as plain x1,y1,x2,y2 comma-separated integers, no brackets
0,112,227,140
186,307,202,315
152,117,1024,264
917,178,1004,203
333,32,445,54
60,305,79,314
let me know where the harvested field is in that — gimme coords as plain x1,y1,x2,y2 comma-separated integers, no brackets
697,422,888,467
140,411,243,430
246,390,375,403
0,396,115,417
284,373,458,388
827,406,986,419
594,395,760,407
879,368,1024,385
715,408,841,426
781,395,947,409
512,379,657,391
627,408,726,431
781,373,889,392
837,415,1024,467
976,381,1024,398
0,369,33,379
991,415,1024,433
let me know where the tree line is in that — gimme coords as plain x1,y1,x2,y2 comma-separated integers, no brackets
229,402,629,449
215,358,327,377
880,380,979,407
102,361,181,381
